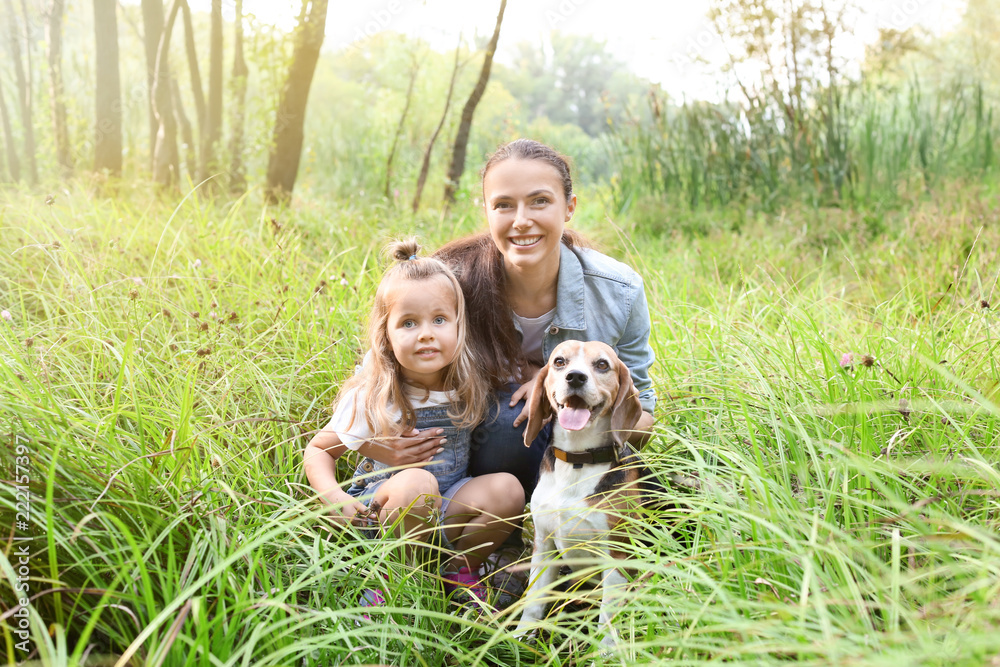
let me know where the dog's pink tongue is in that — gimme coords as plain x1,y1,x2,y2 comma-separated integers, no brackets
558,407,592,431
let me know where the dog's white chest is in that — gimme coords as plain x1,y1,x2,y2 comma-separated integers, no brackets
530,461,613,554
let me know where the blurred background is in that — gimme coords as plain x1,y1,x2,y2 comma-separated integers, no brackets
0,0,996,221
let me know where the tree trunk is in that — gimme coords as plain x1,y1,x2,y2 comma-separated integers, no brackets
442,0,506,205
20,0,35,173
385,54,420,200
47,0,72,176
152,0,182,186
0,83,19,182
4,0,37,184
141,0,165,171
172,76,196,178
413,38,463,212
228,0,248,193
200,0,223,182
265,0,329,205
179,0,205,147
93,0,123,176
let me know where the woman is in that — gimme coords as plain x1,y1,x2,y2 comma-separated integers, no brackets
363,138,655,495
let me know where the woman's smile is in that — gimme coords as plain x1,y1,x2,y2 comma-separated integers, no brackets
510,235,542,247
484,158,576,276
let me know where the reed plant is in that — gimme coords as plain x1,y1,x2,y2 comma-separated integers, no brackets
606,79,999,232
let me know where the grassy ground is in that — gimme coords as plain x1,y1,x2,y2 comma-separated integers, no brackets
2,179,1000,665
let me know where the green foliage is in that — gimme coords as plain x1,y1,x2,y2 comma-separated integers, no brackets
495,32,646,138
2,181,1000,664
303,31,619,208
606,78,1000,231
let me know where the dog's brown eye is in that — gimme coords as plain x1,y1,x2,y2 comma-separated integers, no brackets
553,357,566,368
594,359,610,371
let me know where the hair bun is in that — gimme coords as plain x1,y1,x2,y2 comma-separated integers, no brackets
386,237,421,263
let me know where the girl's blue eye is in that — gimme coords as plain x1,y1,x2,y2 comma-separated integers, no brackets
433,316,446,325
403,320,416,328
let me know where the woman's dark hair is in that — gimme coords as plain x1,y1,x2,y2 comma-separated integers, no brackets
481,138,574,201
435,138,589,390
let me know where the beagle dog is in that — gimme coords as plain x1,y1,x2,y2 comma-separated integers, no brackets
513,340,648,649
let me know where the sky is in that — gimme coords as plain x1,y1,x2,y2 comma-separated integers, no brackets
216,0,969,100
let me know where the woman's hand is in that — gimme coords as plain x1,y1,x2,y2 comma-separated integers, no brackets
356,428,446,467
510,364,543,428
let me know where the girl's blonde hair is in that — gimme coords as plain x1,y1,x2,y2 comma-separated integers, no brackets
338,238,489,437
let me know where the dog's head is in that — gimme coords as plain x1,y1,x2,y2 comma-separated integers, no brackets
523,340,643,449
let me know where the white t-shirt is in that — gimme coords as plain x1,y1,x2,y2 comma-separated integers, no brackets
323,384,457,451
513,308,555,367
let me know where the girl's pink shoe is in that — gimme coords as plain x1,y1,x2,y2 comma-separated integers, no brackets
442,566,487,603
359,588,385,621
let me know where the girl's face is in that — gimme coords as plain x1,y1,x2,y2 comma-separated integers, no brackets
483,158,576,274
384,275,460,391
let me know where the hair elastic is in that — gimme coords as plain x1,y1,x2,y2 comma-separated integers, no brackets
409,255,417,260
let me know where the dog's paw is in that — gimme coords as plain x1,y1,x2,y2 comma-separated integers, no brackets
512,624,538,644
594,634,625,666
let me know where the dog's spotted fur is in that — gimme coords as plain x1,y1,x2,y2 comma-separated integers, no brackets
513,340,647,649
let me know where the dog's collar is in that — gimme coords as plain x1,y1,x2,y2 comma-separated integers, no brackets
551,444,620,468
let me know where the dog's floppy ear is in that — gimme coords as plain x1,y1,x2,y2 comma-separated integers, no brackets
522,364,552,447
610,356,643,448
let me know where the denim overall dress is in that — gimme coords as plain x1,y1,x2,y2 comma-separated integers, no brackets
346,404,470,500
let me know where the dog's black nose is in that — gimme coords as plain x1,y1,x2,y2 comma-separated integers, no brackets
566,370,588,388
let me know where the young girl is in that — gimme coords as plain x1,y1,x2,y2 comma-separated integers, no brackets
303,239,525,604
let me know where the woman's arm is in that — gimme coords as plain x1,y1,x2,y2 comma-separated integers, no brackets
509,363,543,428
340,358,447,466
627,410,654,447
355,429,446,466
616,275,657,414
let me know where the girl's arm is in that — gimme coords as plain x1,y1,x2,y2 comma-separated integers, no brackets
303,428,367,522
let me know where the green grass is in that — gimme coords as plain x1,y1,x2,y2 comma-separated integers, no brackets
2,178,1000,665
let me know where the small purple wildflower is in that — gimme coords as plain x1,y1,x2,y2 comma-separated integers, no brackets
1,310,11,322
839,353,853,369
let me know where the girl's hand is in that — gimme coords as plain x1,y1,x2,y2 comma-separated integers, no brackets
510,364,543,428
323,493,369,526
357,428,446,467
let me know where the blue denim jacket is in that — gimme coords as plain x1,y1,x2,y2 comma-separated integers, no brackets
513,243,656,412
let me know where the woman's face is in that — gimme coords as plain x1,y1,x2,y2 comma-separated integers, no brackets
483,158,576,275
